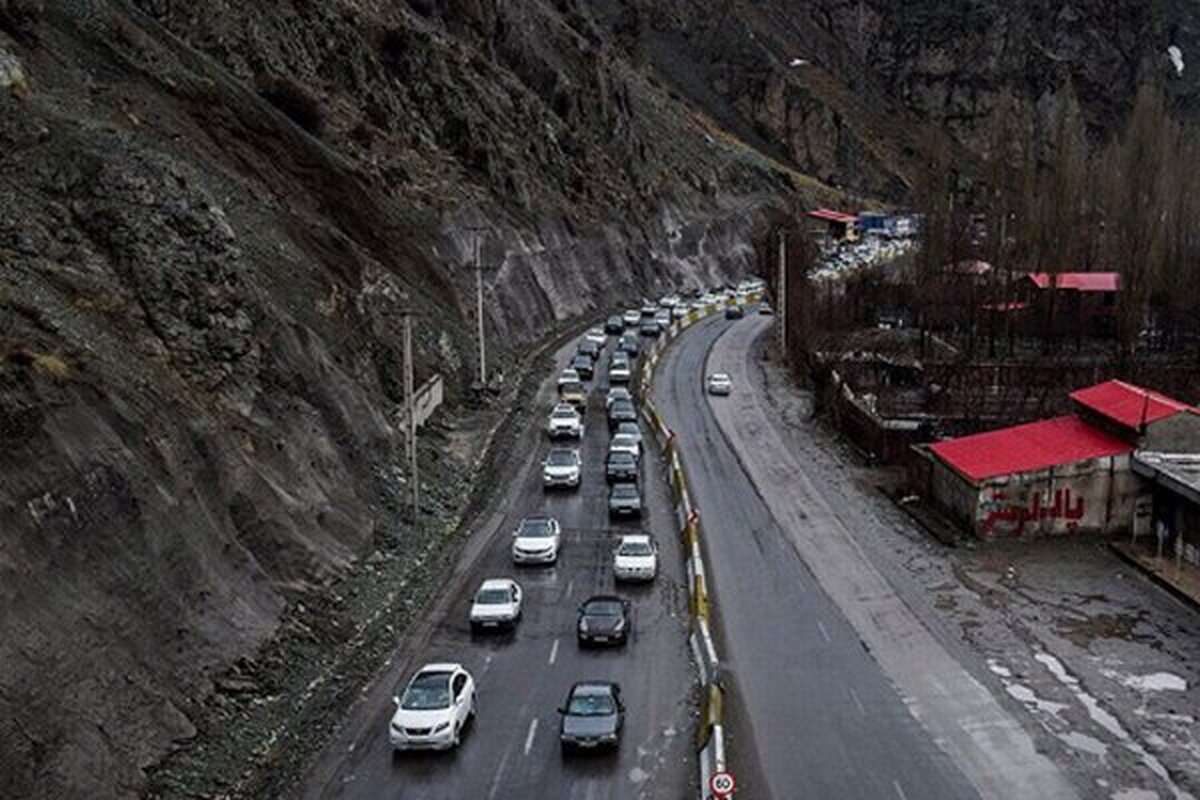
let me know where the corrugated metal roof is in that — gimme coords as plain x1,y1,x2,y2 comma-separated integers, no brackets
929,415,1132,482
1070,380,1194,429
808,208,858,224
1027,272,1120,292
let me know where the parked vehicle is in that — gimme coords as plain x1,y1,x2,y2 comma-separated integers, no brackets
576,595,630,647
389,664,476,751
470,578,523,631
613,534,658,582
605,450,639,483
511,515,561,565
607,482,642,518
543,448,582,489
547,403,584,439
706,373,733,395
558,682,624,752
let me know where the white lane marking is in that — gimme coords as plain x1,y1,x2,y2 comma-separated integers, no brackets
523,717,539,756
486,747,513,800
549,638,560,665
849,687,866,717
566,578,575,598
817,621,831,643
894,779,909,800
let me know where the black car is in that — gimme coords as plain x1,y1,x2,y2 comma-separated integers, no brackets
607,399,637,431
577,595,630,646
725,305,745,320
558,682,624,752
638,319,661,337
618,335,640,357
604,316,625,335
571,354,595,380
607,482,642,518
578,340,601,360
606,450,639,483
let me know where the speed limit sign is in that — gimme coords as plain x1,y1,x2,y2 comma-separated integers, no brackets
710,771,736,797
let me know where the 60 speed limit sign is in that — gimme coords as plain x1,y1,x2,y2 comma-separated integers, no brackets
710,771,736,797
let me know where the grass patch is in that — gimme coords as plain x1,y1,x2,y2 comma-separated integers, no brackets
32,353,68,378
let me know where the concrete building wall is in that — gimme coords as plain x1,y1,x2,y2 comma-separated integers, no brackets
973,455,1139,538
1141,411,1200,452
928,457,979,530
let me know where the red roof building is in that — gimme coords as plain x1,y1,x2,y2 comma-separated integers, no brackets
1071,379,1196,430
1026,272,1120,292
929,415,1132,483
807,209,858,224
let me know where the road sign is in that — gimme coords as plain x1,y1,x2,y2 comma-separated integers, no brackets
710,771,736,797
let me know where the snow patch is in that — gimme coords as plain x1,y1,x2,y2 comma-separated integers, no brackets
790,57,809,67
1168,45,1185,76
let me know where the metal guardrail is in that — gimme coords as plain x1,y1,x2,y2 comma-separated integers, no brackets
636,292,761,799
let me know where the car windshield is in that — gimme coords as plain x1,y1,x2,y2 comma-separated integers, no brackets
618,541,653,556
547,450,577,466
612,435,634,447
618,424,638,436
561,381,583,393
552,408,576,419
584,600,624,616
518,518,554,537
609,452,634,465
611,402,634,415
401,672,452,710
612,485,638,498
567,692,615,717
476,587,511,604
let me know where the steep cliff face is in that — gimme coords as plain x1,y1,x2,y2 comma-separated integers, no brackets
2,1,1194,798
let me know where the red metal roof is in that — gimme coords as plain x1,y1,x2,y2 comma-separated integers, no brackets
929,415,1132,482
1027,272,1120,292
808,208,858,224
1070,380,1195,429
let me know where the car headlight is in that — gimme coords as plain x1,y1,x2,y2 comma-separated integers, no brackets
579,618,589,632
432,721,450,733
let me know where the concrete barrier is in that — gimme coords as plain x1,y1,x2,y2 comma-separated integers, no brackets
633,290,761,799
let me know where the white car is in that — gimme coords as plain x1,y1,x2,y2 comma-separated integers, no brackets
622,309,641,327
659,294,681,308
606,386,633,409
389,664,476,751
654,310,671,329
707,373,732,395
585,328,607,348
610,361,632,383
547,403,584,439
609,433,640,461
512,515,561,564
613,535,658,582
672,304,688,319
470,578,523,631
543,448,582,489
557,367,581,388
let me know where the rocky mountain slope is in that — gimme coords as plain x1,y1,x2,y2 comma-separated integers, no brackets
1,1,1194,798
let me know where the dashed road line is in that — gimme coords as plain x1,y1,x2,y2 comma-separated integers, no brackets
849,687,867,717
894,779,909,800
549,638,560,665
817,620,831,643
523,717,539,756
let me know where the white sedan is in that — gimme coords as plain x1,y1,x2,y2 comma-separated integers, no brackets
706,373,732,395
557,367,580,388
547,403,584,439
585,327,607,348
389,664,476,751
512,515,561,564
543,448,582,489
470,578,522,631
622,309,641,327
608,432,640,461
613,535,658,582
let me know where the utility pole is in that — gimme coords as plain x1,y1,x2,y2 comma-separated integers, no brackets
402,309,419,522
463,227,496,389
778,229,788,358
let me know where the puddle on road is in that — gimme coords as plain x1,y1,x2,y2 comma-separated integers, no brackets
1035,651,1195,800
1056,612,1146,648
1059,730,1109,757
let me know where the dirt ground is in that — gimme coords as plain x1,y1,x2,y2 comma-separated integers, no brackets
752,335,1200,800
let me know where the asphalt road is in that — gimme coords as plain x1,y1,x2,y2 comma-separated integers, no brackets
654,313,982,800
301,333,694,800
